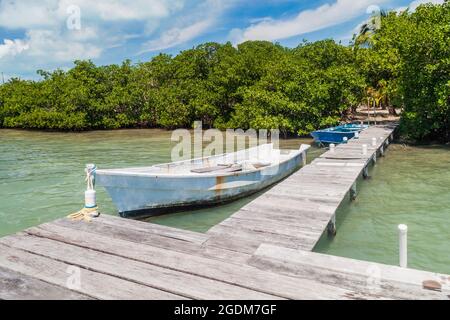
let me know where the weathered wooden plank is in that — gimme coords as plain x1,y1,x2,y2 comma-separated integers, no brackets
0,266,92,300
205,233,268,254
265,188,350,202
0,234,277,300
56,216,204,252
242,198,337,216
25,223,358,300
309,161,362,169
260,191,345,205
216,217,324,239
54,216,250,265
89,214,208,244
268,181,354,194
249,244,450,300
207,224,317,252
232,208,332,230
290,172,359,181
0,243,183,300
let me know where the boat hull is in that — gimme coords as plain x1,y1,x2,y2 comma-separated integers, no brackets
96,150,306,217
311,124,368,144
310,130,357,144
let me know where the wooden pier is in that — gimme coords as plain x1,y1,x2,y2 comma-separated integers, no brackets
1,124,449,300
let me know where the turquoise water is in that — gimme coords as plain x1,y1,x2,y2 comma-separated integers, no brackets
0,129,448,274
0,129,319,235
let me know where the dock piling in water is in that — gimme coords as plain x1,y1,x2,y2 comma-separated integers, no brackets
399,224,408,268
350,182,357,200
328,215,337,236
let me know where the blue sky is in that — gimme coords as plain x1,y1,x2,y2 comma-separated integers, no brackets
0,0,443,80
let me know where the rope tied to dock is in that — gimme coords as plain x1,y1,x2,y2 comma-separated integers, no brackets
85,164,96,190
68,207,100,222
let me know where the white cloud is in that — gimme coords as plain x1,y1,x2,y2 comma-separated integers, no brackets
0,39,29,59
0,0,184,30
230,0,389,43
57,0,182,21
0,1,59,29
0,0,227,78
0,0,197,77
24,29,102,61
140,0,226,53
141,19,213,52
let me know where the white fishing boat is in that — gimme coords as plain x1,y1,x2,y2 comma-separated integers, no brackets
96,143,310,217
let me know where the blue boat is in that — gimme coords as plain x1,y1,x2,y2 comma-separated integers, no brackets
310,123,368,144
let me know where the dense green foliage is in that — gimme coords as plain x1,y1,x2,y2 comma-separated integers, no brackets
0,41,363,136
354,1,450,141
0,2,449,141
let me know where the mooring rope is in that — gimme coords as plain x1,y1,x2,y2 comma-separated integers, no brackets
68,207,100,222
85,164,96,190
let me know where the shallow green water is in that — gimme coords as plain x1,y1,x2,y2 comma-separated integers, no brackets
0,129,319,236
0,129,448,274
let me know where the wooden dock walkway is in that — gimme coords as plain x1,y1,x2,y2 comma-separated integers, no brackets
1,124,449,300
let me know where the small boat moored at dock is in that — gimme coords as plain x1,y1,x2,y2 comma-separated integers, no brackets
96,143,310,217
310,123,368,145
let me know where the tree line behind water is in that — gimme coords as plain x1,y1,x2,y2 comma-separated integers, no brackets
0,2,449,142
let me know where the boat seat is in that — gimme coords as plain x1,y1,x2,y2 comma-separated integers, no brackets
191,164,232,174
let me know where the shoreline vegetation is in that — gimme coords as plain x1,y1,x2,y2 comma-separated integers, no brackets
0,3,448,142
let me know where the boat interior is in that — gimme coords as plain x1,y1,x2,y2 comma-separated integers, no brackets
97,144,306,176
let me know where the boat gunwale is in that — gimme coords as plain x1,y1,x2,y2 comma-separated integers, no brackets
311,124,369,135
96,145,310,179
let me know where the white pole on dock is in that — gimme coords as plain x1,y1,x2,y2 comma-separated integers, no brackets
398,224,408,268
372,137,377,147
362,144,368,156
330,144,336,153
354,131,359,139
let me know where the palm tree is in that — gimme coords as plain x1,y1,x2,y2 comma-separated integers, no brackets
353,9,388,48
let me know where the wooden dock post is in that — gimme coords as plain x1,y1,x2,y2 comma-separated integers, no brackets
327,214,337,236
350,182,357,200
363,166,369,179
